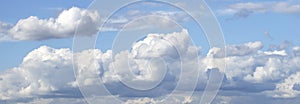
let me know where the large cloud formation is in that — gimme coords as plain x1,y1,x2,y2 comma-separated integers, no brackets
0,7,100,41
1,30,300,103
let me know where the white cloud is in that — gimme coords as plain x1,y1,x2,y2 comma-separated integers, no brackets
0,46,74,99
0,7,100,41
244,58,285,83
263,50,287,56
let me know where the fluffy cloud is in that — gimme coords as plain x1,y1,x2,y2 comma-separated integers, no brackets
204,43,300,97
1,29,300,103
0,7,100,41
219,1,300,18
0,46,74,99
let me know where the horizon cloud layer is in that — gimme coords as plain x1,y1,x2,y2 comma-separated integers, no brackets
0,30,300,103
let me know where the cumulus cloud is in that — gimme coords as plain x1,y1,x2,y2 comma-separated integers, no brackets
0,29,203,102
0,46,74,99
99,29,203,96
204,43,300,95
219,1,300,18
1,29,300,103
0,7,100,41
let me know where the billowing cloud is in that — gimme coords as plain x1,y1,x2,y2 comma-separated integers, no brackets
219,1,300,18
1,29,300,103
0,7,100,41
0,46,74,99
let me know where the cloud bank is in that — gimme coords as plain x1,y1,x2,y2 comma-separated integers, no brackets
1,30,300,103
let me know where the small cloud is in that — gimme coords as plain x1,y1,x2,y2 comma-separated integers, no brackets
264,30,274,40
234,9,254,18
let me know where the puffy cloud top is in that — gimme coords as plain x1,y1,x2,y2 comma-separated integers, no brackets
0,46,74,99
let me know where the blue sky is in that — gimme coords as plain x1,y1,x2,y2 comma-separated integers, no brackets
0,0,300,104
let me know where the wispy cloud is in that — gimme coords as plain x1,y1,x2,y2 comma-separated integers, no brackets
102,10,189,31
218,1,300,19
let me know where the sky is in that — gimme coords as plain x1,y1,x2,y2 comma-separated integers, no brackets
0,0,300,104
